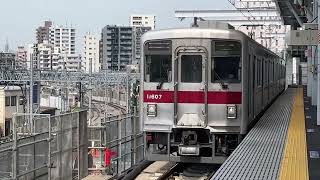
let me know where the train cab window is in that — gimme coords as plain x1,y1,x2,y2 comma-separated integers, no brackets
212,57,241,83
145,55,172,82
181,55,202,83
211,40,241,83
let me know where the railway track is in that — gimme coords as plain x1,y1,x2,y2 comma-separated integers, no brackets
91,99,127,114
132,161,219,180
159,163,219,180
107,102,127,114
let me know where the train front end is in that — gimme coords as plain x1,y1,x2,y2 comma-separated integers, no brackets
141,28,245,163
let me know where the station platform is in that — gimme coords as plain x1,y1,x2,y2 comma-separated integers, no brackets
211,87,316,180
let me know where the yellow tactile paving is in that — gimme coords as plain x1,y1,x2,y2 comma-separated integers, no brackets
279,88,309,180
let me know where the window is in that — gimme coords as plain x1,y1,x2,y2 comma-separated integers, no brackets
19,96,24,105
212,41,241,83
11,96,16,106
257,59,262,86
181,55,202,83
212,57,241,83
5,97,10,106
145,55,172,82
264,60,268,84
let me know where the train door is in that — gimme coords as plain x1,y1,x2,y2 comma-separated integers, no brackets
248,54,253,120
261,58,264,110
174,47,208,128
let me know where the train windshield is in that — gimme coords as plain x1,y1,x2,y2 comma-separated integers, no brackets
212,41,241,83
145,55,172,82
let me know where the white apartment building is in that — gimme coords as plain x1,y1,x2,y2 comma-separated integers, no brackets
130,14,156,30
37,41,60,70
26,44,35,69
58,54,82,72
49,25,76,55
83,34,100,73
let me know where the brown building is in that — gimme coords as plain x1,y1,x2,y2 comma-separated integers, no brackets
36,21,52,44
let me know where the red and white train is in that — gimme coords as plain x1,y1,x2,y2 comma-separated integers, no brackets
140,26,286,163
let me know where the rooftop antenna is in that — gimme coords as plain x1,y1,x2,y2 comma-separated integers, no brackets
4,37,9,52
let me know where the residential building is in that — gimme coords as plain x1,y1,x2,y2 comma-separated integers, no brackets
130,14,156,30
0,86,28,136
16,46,27,69
83,34,100,73
102,25,133,71
26,44,37,69
58,54,82,72
49,25,76,55
0,52,16,70
36,21,53,44
99,39,103,70
132,26,151,64
37,41,59,70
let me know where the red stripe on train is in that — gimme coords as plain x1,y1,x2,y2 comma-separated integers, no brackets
143,90,242,104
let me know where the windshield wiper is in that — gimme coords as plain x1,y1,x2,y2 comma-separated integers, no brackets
157,79,164,90
214,70,228,90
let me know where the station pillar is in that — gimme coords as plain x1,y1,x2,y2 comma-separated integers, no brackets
312,46,318,106
307,46,313,97
317,0,320,125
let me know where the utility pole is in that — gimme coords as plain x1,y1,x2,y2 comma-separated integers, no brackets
29,47,35,133
88,58,93,126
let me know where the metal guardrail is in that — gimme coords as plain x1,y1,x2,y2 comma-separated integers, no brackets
87,108,143,177
0,69,139,85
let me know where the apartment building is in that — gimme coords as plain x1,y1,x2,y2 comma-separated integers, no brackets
0,52,16,70
102,25,133,71
16,46,27,69
36,21,52,44
132,26,151,64
84,34,100,73
130,14,156,30
49,25,76,55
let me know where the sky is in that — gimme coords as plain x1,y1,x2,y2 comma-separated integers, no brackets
0,0,232,53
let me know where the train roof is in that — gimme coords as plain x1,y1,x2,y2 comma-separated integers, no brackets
142,27,246,42
142,28,283,60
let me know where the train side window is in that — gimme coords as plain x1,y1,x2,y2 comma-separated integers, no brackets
181,55,202,83
270,61,273,82
145,55,172,82
258,59,262,86
254,56,257,87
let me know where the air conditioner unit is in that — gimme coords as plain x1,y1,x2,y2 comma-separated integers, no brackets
303,23,318,30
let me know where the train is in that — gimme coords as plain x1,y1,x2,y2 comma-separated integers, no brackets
140,25,286,163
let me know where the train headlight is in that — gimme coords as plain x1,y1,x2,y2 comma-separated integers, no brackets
147,104,157,117
227,105,237,119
